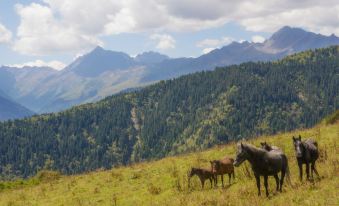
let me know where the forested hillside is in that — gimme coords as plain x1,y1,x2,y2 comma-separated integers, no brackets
0,46,338,178
0,120,338,205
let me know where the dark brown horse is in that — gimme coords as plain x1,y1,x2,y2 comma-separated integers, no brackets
234,143,290,197
292,135,319,181
210,157,235,187
188,167,215,189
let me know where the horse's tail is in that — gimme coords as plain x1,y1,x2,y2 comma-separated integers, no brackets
283,155,291,185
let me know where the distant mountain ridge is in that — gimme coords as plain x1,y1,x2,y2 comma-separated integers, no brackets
1,26,338,114
135,51,169,64
65,46,136,77
0,89,34,121
144,26,339,81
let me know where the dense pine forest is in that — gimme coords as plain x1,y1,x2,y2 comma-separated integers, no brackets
0,46,338,179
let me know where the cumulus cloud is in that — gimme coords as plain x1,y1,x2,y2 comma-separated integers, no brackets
197,36,234,54
13,3,102,55
202,47,216,54
7,60,66,70
11,0,339,55
196,37,234,48
239,4,339,35
251,35,266,43
0,23,12,44
150,34,176,50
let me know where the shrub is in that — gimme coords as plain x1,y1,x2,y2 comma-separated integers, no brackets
148,183,161,195
35,170,61,182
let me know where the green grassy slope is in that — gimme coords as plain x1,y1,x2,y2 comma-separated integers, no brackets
0,121,337,206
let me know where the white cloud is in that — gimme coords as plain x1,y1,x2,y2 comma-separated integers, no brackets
7,60,66,70
197,37,234,48
13,3,103,56
197,36,234,54
202,47,216,54
10,0,339,55
0,23,12,44
150,34,176,50
251,35,266,43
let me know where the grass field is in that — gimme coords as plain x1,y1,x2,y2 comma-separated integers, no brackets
0,121,338,206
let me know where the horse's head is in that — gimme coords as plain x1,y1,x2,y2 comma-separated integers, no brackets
260,142,271,151
188,167,197,178
292,135,303,158
233,143,248,167
210,160,219,173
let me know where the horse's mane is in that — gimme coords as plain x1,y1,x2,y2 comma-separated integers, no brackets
242,143,266,153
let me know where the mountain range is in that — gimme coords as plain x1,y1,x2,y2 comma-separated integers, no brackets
0,26,338,116
0,89,34,121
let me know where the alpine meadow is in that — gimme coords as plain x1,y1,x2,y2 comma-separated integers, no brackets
0,112,337,205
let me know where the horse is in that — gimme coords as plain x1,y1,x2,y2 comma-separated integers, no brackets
260,142,282,153
210,157,235,187
188,167,215,189
292,135,319,181
233,143,290,197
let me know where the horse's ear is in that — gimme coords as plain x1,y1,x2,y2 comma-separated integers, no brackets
292,136,296,141
241,142,244,148
260,142,264,146
298,135,301,140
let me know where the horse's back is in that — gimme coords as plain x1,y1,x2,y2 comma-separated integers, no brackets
217,157,234,174
304,139,319,161
271,146,281,151
220,157,234,164
305,139,318,149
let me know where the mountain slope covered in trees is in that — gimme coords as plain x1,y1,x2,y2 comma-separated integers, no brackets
0,46,338,178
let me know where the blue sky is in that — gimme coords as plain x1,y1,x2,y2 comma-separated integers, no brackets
0,0,338,70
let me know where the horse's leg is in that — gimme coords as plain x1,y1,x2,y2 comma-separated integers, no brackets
215,174,218,187
298,163,303,181
306,163,310,180
274,174,279,191
209,178,213,188
221,174,224,187
233,170,235,180
255,174,261,196
228,173,231,185
280,170,285,192
312,162,320,178
264,175,269,197
201,178,205,189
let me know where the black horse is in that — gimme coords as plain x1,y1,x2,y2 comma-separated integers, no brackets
292,135,319,181
234,143,290,197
